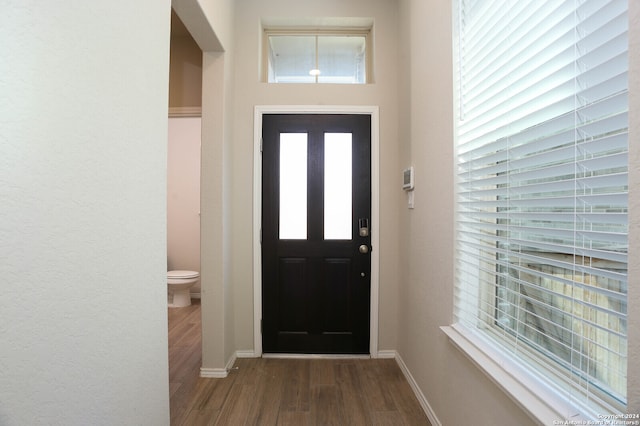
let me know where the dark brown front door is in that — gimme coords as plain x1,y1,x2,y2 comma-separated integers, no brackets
262,114,371,354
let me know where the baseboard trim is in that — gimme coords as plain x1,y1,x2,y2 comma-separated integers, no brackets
200,351,256,378
236,350,258,358
376,349,397,359
199,367,228,378
394,352,442,426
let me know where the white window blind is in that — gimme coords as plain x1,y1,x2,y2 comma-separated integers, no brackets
454,0,628,413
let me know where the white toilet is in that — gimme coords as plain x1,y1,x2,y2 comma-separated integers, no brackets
167,270,199,308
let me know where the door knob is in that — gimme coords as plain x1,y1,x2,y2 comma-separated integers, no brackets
359,244,369,254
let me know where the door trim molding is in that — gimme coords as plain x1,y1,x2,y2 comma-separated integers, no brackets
253,105,380,357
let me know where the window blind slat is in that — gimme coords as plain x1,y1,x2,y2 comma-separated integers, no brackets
459,90,627,152
459,178,629,203
459,226,628,263
456,0,628,409
463,10,627,111
455,269,626,324
457,235,628,287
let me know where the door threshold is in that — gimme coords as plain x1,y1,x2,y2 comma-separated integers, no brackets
262,353,371,360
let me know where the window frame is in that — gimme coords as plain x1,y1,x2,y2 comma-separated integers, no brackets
261,27,373,84
449,0,629,421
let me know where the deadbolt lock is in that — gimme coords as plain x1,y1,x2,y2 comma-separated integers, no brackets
358,218,369,237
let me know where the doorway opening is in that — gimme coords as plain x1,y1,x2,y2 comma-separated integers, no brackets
167,10,204,413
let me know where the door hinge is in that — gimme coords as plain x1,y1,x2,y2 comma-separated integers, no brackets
260,228,262,244
260,319,263,334
260,137,263,153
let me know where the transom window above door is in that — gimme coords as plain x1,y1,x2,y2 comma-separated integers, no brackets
262,27,372,84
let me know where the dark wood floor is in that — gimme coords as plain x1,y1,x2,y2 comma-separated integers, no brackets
168,299,431,425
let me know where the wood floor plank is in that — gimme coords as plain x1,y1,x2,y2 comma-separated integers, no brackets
372,410,408,425
169,300,204,425
310,359,336,385
231,357,263,385
170,363,202,425
169,382,182,399
190,376,237,412
279,358,310,413
213,383,256,425
357,358,399,412
335,362,372,425
170,344,201,383
277,411,311,425
168,301,431,426
180,408,219,426
244,359,286,425
173,319,201,348
310,384,343,426
387,367,431,425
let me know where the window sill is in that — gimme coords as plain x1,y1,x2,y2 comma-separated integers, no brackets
441,324,594,425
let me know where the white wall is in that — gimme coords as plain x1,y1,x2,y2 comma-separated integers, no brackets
173,0,236,373
0,2,171,425
230,0,402,354
396,0,640,424
167,117,201,294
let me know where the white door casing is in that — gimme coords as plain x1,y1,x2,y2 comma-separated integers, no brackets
253,105,380,357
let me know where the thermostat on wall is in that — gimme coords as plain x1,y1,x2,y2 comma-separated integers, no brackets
402,167,414,191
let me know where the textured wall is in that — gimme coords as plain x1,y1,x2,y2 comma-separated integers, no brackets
0,2,171,424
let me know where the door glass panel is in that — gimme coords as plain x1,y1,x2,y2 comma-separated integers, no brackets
279,133,308,239
324,133,352,240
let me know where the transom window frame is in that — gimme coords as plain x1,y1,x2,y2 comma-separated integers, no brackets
261,27,373,84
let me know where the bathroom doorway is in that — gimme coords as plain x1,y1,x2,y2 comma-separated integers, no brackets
167,115,201,293
167,9,204,410
168,8,202,296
